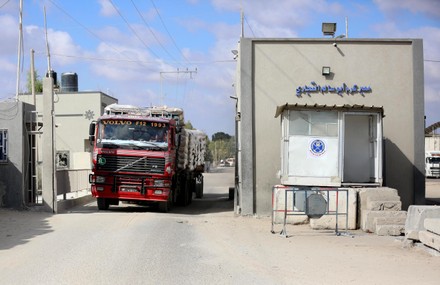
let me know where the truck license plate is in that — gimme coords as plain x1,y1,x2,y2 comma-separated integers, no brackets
120,186,139,192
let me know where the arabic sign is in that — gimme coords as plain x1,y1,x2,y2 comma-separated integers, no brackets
296,81,372,97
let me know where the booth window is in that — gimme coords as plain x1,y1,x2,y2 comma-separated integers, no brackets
0,129,8,163
288,110,338,137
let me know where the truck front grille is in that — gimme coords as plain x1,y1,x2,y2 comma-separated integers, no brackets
97,155,165,174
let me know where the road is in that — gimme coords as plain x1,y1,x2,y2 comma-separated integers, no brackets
1,167,440,285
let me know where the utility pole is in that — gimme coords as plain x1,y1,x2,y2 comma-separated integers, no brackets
160,68,197,105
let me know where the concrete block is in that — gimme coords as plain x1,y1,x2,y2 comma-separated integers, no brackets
272,186,309,225
361,210,407,233
310,189,357,230
404,206,440,241
358,187,400,227
375,216,406,226
376,224,405,236
419,230,440,252
366,200,401,211
424,218,440,235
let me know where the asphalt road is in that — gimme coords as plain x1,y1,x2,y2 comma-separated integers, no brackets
0,167,237,285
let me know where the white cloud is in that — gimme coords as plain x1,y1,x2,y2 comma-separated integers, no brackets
374,0,440,19
98,0,117,17
0,14,20,54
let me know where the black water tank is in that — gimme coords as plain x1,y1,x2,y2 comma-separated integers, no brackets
61,72,78,92
46,70,57,86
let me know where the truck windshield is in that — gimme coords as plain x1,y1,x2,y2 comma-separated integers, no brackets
96,119,168,151
427,157,440,164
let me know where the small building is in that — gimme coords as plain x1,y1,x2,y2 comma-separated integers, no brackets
0,100,35,208
19,91,118,169
0,71,118,209
235,38,425,216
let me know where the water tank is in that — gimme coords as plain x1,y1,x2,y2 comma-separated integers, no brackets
61,72,78,92
46,70,57,86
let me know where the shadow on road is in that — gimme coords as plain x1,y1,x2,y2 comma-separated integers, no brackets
0,209,53,251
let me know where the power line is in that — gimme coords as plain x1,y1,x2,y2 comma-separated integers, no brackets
108,0,161,59
0,0,10,9
129,0,179,64
47,0,127,59
425,59,440,63
243,14,256,37
150,0,190,64
40,52,235,65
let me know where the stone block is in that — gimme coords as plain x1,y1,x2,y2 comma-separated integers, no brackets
358,187,400,227
375,216,406,226
272,186,309,225
424,218,440,235
376,224,405,236
366,200,402,211
361,210,407,233
310,188,357,230
404,206,440,241
419,230,440,252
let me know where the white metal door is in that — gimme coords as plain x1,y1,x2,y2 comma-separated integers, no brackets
342,113,382,184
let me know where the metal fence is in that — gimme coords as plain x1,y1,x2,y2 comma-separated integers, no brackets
271,185,350,237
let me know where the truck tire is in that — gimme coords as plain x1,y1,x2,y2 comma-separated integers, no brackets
97,198,109,210
158,191,173,213
185,175,193,205
195,175,203,199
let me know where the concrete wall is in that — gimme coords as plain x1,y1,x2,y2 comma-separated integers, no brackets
0,101,34,208
238,38,424,215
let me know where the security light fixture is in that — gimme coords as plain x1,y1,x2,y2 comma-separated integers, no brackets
322,23,336,37
231,49,238,60
322,66,331,76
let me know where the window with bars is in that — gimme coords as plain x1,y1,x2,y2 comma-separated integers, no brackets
0,130,8,163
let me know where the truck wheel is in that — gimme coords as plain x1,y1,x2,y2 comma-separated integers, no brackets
97,198,109,210
195,176,203,199
159,191,173,213
186,176,193,205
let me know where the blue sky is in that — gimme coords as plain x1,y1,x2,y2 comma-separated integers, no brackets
1,0,439,137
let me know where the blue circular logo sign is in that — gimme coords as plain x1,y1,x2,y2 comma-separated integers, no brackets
310,139,326,156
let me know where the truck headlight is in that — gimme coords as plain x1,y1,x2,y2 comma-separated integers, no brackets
154,180,170,187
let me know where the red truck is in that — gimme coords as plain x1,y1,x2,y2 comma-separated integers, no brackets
88,104,206,212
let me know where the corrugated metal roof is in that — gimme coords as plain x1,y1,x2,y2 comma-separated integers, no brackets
274,103,384,118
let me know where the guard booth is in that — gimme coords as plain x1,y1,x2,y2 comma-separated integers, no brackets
275,104,384,187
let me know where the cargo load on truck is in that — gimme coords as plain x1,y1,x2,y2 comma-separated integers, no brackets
88,103,206,212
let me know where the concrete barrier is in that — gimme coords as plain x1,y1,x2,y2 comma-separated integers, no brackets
405,206,440,241
419,230,440,252
424,218,440,235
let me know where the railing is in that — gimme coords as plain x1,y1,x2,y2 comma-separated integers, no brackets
271,185,350,237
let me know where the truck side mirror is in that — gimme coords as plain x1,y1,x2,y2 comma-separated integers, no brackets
89,121,96,144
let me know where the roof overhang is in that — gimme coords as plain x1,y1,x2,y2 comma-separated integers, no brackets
275,103,384,118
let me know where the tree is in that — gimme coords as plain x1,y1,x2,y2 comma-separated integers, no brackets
26,70,43,93
208,132,235,164
184,120,194,130
212,132,231,141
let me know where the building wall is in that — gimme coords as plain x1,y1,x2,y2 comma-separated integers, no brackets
0,101,34,208
238,38,424,215
19,92,117,169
